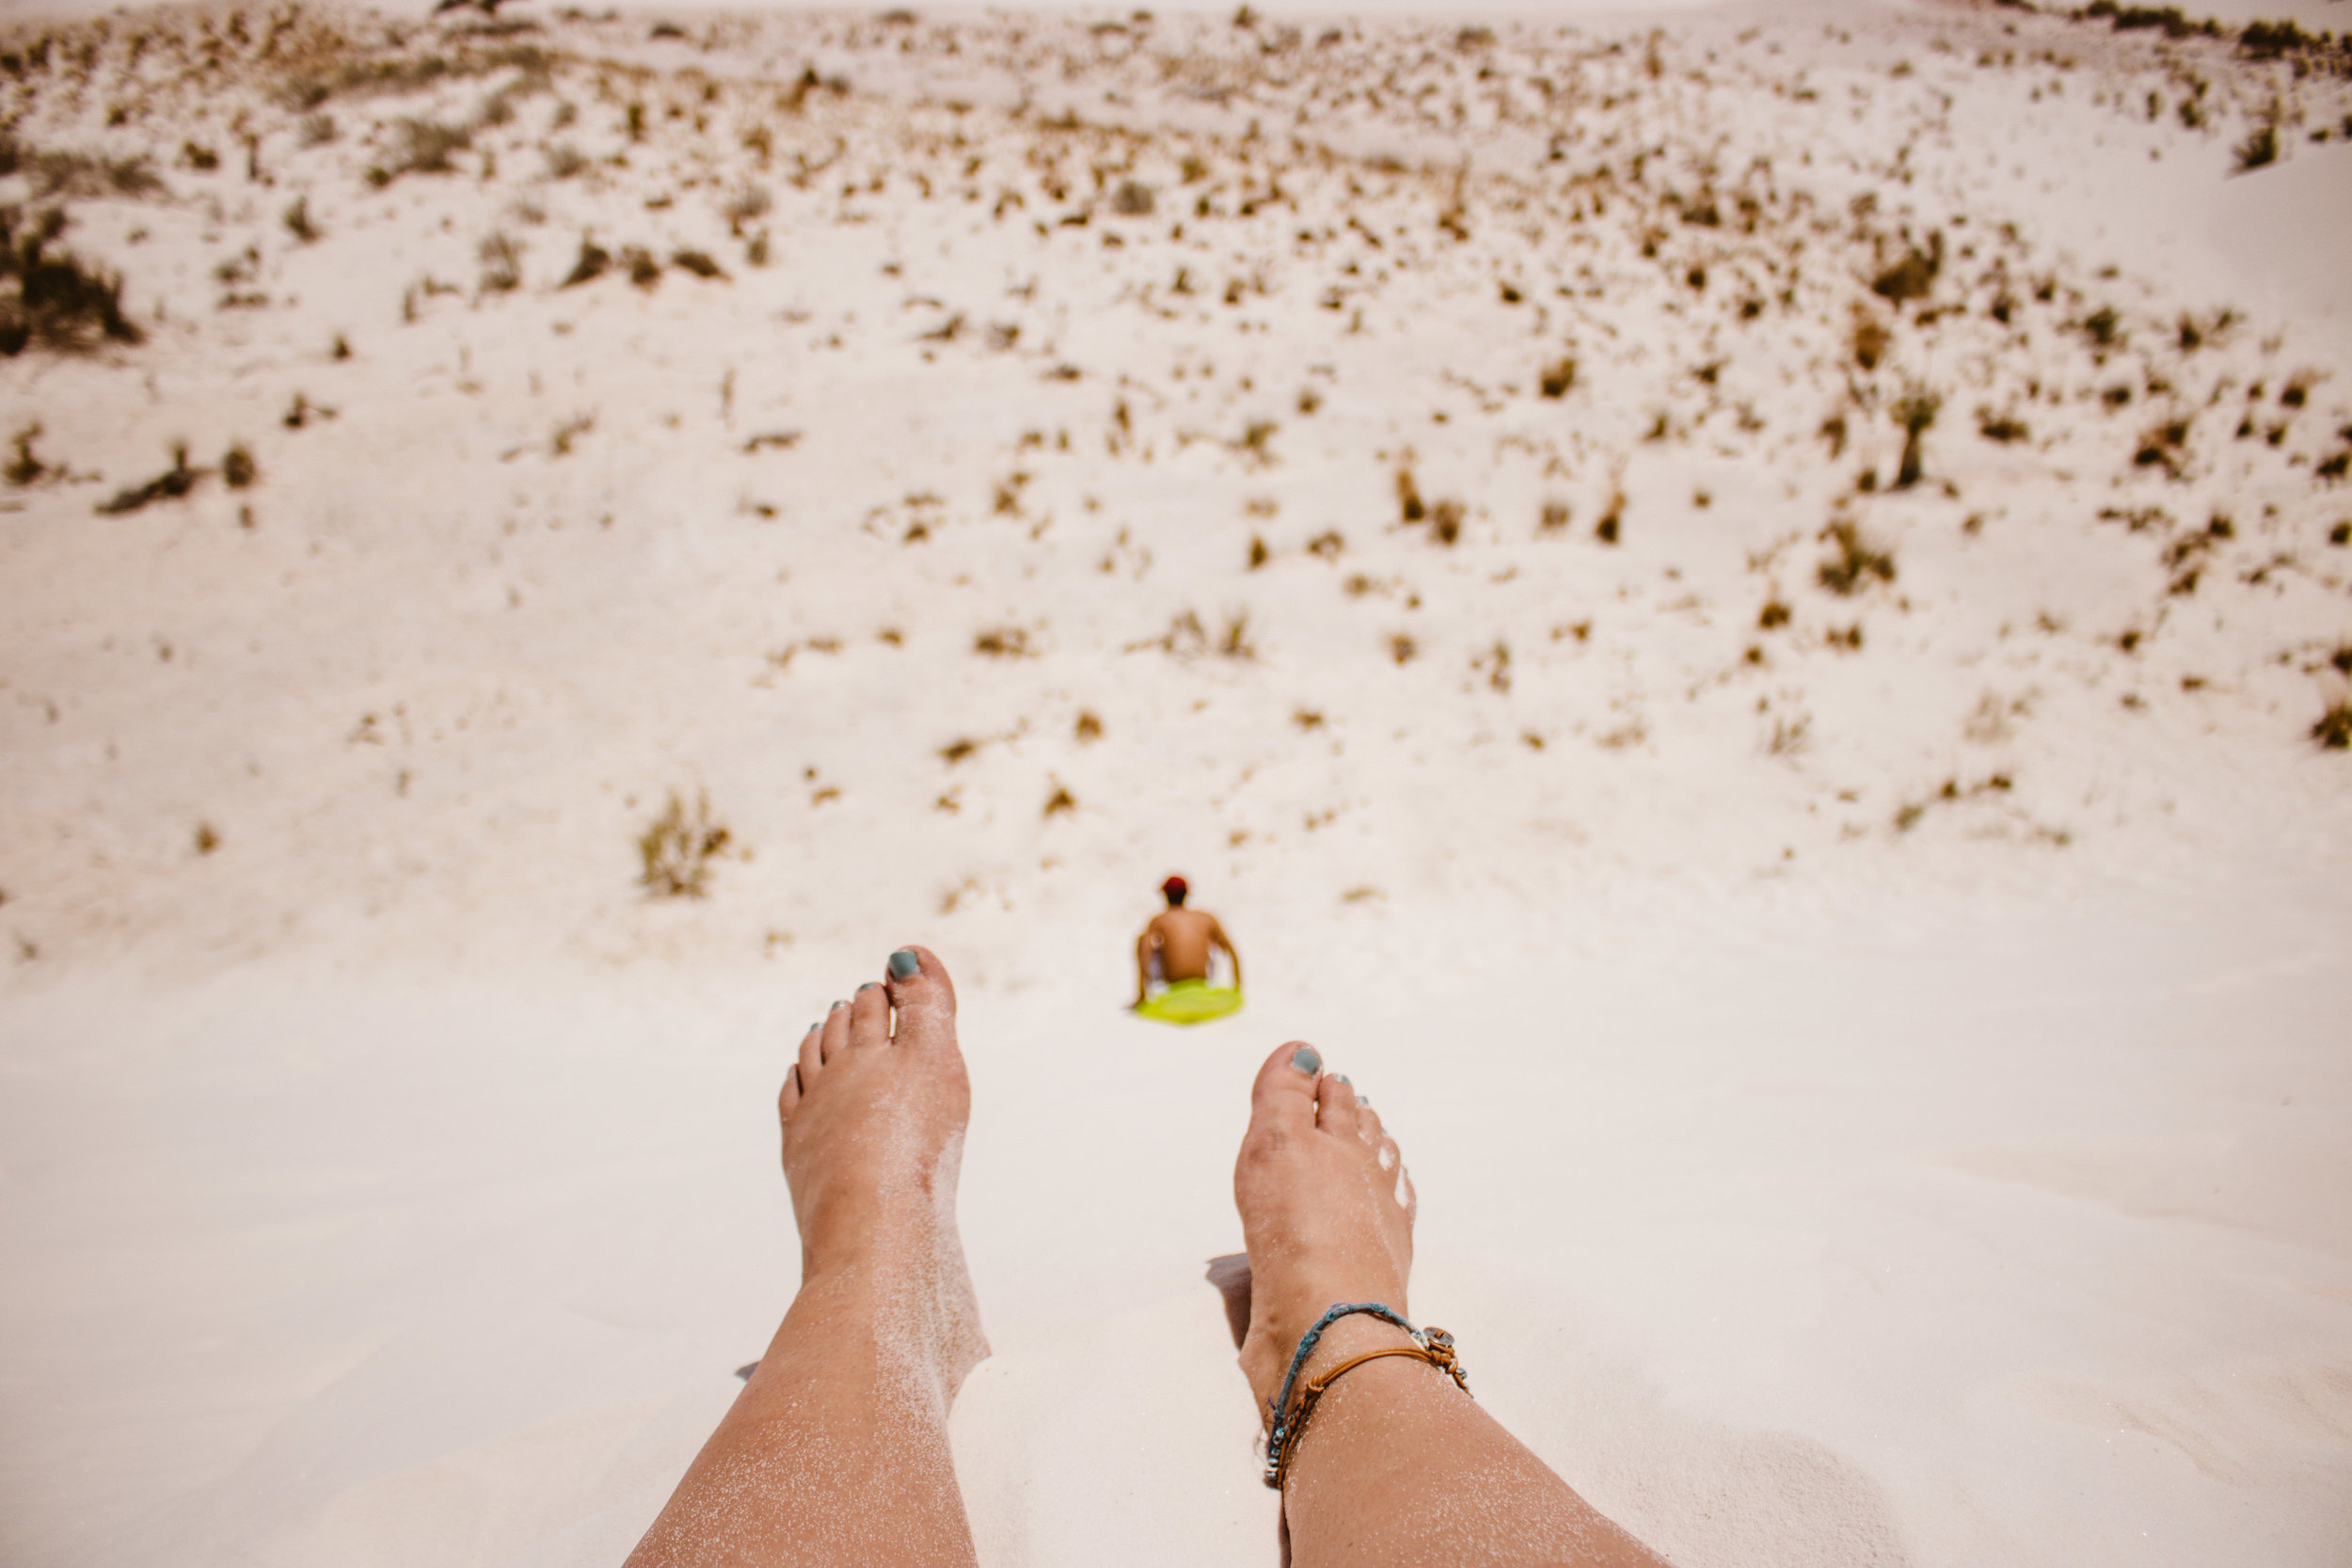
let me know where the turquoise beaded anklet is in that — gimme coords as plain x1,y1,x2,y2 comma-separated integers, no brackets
1262,1302,1471,1490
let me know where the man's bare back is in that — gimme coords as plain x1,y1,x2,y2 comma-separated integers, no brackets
1135,877,1240,1006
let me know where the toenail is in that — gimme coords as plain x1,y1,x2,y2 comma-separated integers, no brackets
888,948,921,980
831,999,848,1011
1290,1046,1323,1075
857,982,881,993
1336,1074,1353,1086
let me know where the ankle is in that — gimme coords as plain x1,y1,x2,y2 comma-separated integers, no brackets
1245,1301,1420,1413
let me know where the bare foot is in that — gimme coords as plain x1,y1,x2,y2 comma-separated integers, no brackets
1232,1039,1420,1417
775,944,988,1404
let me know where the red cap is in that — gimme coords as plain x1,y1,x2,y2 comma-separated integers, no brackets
1161,875,1188,897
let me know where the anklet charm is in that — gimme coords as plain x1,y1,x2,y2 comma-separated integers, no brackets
1262,1303,1471,1490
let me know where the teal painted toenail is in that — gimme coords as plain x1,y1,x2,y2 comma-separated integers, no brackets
888,949,921,980
1291,1046,1323,1074
1336,1074,1353,1086
831,999,848,1011
857,982,881,993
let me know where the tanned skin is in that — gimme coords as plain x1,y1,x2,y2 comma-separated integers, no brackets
1135,895,1242,1008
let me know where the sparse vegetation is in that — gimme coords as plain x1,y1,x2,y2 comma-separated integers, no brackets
0,206,141,355
1538,356,1577,399
367,119,473,185
1892,387,1940,490
974,626,1031,657
95,445,199,515
2233,119,2279,172
1818,519,1896,594
0,134,163,199
1978,409,2029,444
637,790,732,897
6,423,47,485
479,231,522,293
2312,701,2351,750
221,443,257,490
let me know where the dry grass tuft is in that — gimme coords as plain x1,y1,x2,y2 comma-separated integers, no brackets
974,626,1031,657
0,206,141,355
1394,467,1424,523
2315,700,2352,750
95,445,198,514
638,790,732,897
1818,519,1896,594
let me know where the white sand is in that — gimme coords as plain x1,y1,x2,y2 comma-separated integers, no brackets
3,1,2350,1562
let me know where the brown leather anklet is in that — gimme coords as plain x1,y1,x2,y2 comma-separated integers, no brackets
1264,1327,1469,1490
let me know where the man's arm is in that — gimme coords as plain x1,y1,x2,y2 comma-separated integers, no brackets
1210,916,1242,992
1134,925,1157,1007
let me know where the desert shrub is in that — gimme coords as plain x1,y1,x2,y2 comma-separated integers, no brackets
1429,499,1463,545
95,445,198,514
1757,599,1791,629
1596,487,1624,544
1394,467,1424,522
1538,356,1577,398
2240,19,2317,58
623,246,662,288
974,626,1030,657
2233,121,2278,172
1978,409,2029,443
283,196,321,243
1818,519,1896,594
561,235,611,287
670,248,725,279
0,134,163,198
2135,416,2193,473
1870,232,1941,304
368,119,472,185
479,230,522,293
0,206,141,355
2314,701,2352,750
1851,317,1889,370
221,443,257,489
1892,387,1940,489
1111,178,1154,215
1539,499,1570,533
544,142,589,180
638,790,731,897
5,423,45,485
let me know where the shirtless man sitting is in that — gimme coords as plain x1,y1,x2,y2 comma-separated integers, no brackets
1135,875,1242,1008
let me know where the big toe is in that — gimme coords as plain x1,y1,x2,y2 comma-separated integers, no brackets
884,944,958,1046
1245,1039,1325,1144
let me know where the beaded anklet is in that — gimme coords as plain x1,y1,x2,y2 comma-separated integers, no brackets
1262,1302,1472,1490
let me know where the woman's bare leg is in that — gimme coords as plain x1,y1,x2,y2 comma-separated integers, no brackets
627,947,988,1568
1232,1041,1667,1568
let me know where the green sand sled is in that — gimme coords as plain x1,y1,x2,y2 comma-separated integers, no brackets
1135,979,1246,1026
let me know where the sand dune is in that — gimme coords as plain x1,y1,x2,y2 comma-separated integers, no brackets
1,2,2349,1564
